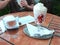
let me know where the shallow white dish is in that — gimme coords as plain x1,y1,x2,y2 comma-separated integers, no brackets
23,24,54,39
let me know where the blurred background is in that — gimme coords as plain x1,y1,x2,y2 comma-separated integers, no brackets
34,0,60,16
0,0,60,16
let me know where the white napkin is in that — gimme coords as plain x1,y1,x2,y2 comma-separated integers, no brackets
26,24,38,36
0,20,7,34
26,24,54,36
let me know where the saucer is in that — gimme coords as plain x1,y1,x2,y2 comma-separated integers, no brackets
23,26,54,39
3,15,19,29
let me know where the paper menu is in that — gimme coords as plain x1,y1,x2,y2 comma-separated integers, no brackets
16,0,23,7
19,15,35,25
16,0,21,5
0,20,7,34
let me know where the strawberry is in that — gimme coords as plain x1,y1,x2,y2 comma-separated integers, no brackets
37,14,44,23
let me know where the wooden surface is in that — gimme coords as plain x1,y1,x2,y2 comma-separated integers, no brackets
0,38,11,45
0,11,60,45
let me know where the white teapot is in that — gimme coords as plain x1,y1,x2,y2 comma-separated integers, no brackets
3,15,19,29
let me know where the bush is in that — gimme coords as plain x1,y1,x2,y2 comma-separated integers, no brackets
40,0,60,16
52,0,60,16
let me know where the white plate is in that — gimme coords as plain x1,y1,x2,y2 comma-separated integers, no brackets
23,24,54,39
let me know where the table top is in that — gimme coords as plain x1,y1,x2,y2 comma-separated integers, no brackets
0,11,60,45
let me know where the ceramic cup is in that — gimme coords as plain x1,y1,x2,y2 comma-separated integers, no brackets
3,15,19,29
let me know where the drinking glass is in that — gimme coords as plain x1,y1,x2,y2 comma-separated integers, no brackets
33,3,47,29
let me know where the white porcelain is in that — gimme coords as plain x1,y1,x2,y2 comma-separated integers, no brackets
3,15,19,29
23,24,54,39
